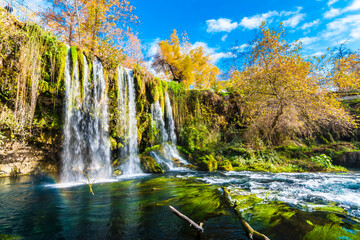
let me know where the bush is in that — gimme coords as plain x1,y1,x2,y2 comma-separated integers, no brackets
310,154,333,168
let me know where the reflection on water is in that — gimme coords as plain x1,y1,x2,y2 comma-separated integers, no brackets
0,171,359,240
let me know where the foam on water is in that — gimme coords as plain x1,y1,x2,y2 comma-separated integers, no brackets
199,171,360,218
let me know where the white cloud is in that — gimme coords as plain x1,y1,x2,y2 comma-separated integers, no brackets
283,13,306,27
143,38,163,77
312,51,324,57
221,34,228,41
239,11,278,29
192,42,234,63
324,8,342,18
324,0,360,19
238,7,305,30
206,18,238,33
301,19,320,30
232,43,250,52
323,14,360,41
298,36,319,45
147,38,160,56
327,0,339,6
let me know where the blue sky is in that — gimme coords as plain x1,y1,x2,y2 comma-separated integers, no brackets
10,0,360,71
132,0,360,70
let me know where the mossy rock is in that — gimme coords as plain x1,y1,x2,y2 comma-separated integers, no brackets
113,169,122,176
140,156,164,173
198,155,218,171
110,137,117,150
185,164,197,170
218,159,233,171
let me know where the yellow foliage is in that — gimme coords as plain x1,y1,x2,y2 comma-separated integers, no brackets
153,30,221,90
229,23,353,145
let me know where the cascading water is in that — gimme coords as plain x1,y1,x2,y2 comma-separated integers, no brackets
88,58,112,179
164,93,188,165
150,93,188,170
118,67,142,175
61,51,111,182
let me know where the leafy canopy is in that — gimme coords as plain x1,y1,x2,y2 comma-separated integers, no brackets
153,30,221,90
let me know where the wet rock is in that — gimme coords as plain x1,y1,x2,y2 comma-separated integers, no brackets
0,139,57,177
140,156,164,173
332,151,360,169
198,155,218,172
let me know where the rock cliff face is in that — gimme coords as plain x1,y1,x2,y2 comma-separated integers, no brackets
0,138,57,177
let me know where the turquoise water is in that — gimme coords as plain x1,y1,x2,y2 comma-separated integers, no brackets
0,171,359,239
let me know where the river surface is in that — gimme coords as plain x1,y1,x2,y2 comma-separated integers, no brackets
0,170,359,240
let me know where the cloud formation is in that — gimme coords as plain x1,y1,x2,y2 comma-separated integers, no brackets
324,0,360,19
283,13,306,27
323,14,360,41
206,18,239,33
301,19,320,30
193,42,234,63
239,11,278,29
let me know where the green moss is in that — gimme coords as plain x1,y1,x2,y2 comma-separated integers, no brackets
0,234,23,240
303,224,358,240
110,137,117,150
218,159,233,171
133,65,146,97
168,81,185,96
76,47,85,101
56,43,68,93
198,155,218,171
70,46,77,78
142,145,162,155
140,156,164,173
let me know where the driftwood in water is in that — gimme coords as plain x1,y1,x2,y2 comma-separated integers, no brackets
222,187,270,240
169,205,204,232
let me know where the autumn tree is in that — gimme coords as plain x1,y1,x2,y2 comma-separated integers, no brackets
122,33,144,68
328,50,360,91
41,0,139,62
41,0,84,45
313,43,360,91
229,23,353,146
153,30,221,90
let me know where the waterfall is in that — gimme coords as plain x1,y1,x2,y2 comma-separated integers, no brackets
165,93,177,145
151,101,168,143
149,93,188,170
150,100,174,169
118,67,142,175
61,51,111,182
89,58,112,179
164,93,188,166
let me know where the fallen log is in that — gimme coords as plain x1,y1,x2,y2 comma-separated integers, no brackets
169,205,204,232
222,187,270,240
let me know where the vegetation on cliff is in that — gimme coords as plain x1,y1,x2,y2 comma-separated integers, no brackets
1,3,360,175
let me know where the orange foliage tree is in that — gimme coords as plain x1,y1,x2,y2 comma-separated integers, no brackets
153,30,221,90
229,23,353,146
41,0,139,63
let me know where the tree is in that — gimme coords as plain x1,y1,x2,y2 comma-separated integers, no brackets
41,0,84,45
314,43,360,91
122,33,144,68
328,51,360,91
153,30,220,90
229,23,353,146
41,0,139,59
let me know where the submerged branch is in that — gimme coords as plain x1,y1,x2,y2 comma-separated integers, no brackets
222,187,270,240
169,205,204,232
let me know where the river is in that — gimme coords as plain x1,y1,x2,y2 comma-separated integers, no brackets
0,170,359,239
